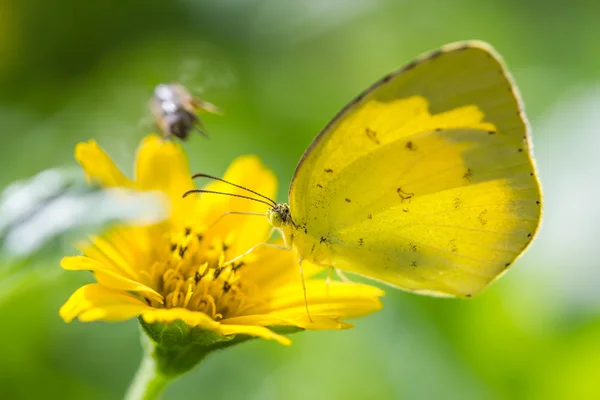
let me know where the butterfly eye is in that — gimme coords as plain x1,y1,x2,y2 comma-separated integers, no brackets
267,208,284,228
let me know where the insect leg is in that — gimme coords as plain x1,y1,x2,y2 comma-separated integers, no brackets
191,98,223,115
205,211,266,231
222,242,291,267
298,257,313,322
335,268,354,283
325,267,334,297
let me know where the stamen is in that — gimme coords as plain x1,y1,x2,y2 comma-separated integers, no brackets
140,226,255,320
198,262,209,277
206,296,217,318
183,283,194,308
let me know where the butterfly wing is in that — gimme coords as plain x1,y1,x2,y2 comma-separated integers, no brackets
288,41,542,297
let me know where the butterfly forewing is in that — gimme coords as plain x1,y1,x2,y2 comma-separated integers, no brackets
288,41,541,297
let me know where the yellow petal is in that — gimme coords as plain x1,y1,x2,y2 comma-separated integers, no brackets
75,140,132,187
238,246,323,292
61,256,163,302
219,324,291,346
87,235,143,279
221,314,352,330
134,135,195,223
141,307,220,330
244,280,384,320
77,226,161,278
60,283,150,322
141,308,290,345
194,156,277,252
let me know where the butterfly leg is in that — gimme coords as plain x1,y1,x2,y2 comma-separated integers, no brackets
205,211,266,231
325,267,334,297
298,257,313,322
222,242,291,267
335,268,354,283
266,226,277,241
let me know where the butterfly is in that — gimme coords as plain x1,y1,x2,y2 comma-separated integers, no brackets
189,41,542,299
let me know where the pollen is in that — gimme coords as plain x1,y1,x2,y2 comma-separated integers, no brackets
148,227,254,320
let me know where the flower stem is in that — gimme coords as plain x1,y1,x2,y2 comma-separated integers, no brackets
125,350,170,400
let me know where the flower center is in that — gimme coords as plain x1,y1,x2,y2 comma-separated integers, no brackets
144,226,252,320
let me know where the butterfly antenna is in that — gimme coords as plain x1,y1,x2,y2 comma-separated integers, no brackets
192,173,277,206
182,189,275,208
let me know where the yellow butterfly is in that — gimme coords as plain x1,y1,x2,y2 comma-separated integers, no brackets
191,41,542,299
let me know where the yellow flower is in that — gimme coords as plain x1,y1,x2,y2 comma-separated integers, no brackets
60,135,384,346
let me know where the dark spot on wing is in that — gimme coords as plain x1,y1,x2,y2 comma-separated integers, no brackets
397,188,414,203
434,127,442,132
403,61,417,71
296,223,307,234
449,239,458,253
403,208,409,212
478,210,488,226
184,227,191,236
429,49,443,59
504,262,510,267
223,281,231,293
409,243,418,252
170,243,177,252
365,128,380,144
488,131,496,135
196,234,203,242
358,238,364,246
381,74,392,83
345,198,351,203
324,168,334,173
536,201,540,205
518,148,523,153
465,294,472,298
405,141,417,151
463,168,473,182
410,261,418,268
453,197,462,209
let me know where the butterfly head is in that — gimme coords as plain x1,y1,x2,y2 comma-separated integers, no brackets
267,203,293,228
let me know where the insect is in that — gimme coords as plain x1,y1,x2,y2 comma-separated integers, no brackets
187,41,542,299
150,83,222,141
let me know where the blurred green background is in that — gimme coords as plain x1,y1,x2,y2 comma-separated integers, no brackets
2,0,600,399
